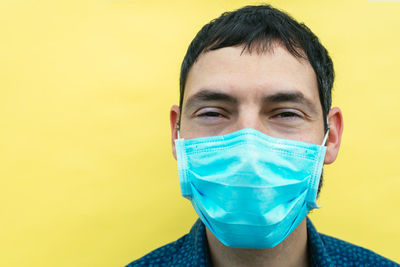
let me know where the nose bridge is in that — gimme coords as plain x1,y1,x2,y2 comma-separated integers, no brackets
234,104,265,133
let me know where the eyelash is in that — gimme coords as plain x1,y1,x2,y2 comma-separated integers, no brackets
274,111,301,118
197,111,224,117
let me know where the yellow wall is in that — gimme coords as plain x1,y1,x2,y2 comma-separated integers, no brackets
1,0,399,266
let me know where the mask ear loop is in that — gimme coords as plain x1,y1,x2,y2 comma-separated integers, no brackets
321,117,330,146
176,120,182,140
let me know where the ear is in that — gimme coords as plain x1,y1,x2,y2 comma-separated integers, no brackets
170,105,180,160
324,107,344,164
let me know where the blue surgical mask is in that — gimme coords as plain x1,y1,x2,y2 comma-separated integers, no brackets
175,128,328,249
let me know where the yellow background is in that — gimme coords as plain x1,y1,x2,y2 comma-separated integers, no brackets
1,0,399,266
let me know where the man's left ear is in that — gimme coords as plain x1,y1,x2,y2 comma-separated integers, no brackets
324,107,344,164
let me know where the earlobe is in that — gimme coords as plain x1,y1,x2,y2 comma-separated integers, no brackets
170,105,180,160
324,107,344,164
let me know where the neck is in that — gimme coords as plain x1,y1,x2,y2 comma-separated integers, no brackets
205,218,309,267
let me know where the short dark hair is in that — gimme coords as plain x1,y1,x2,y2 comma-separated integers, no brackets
179,4,334,130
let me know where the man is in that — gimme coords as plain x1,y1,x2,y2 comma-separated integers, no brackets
128,5,398,266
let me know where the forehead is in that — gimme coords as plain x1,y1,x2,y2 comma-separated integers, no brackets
183,44,319,107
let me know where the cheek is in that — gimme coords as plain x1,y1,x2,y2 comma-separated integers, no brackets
267,124,325,145
299,126,326,145
180,118,234,140
179,121,212,140
299,133,324,145
183,128,225,140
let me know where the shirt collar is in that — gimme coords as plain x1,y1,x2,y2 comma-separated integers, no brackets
181,218,333,266
306,217,335,266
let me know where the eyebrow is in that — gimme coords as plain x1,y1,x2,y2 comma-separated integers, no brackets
263,91,318,114
185,90,238,109
263,91,313,106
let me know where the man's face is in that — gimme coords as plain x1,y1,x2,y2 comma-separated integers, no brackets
181,43,324,142
170,43,342,164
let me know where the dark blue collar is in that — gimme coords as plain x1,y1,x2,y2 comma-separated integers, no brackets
180,217,331,266
129,217,398,266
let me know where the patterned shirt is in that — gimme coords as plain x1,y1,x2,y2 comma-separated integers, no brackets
128,218,399,266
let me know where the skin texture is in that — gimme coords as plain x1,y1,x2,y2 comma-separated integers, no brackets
170,43,343,267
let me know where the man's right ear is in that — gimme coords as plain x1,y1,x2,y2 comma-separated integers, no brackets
170,105,180,160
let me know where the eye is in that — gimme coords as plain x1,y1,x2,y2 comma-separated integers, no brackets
194,107,228,122
276,111,300,118
270,109,304,121
197,111,224,117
